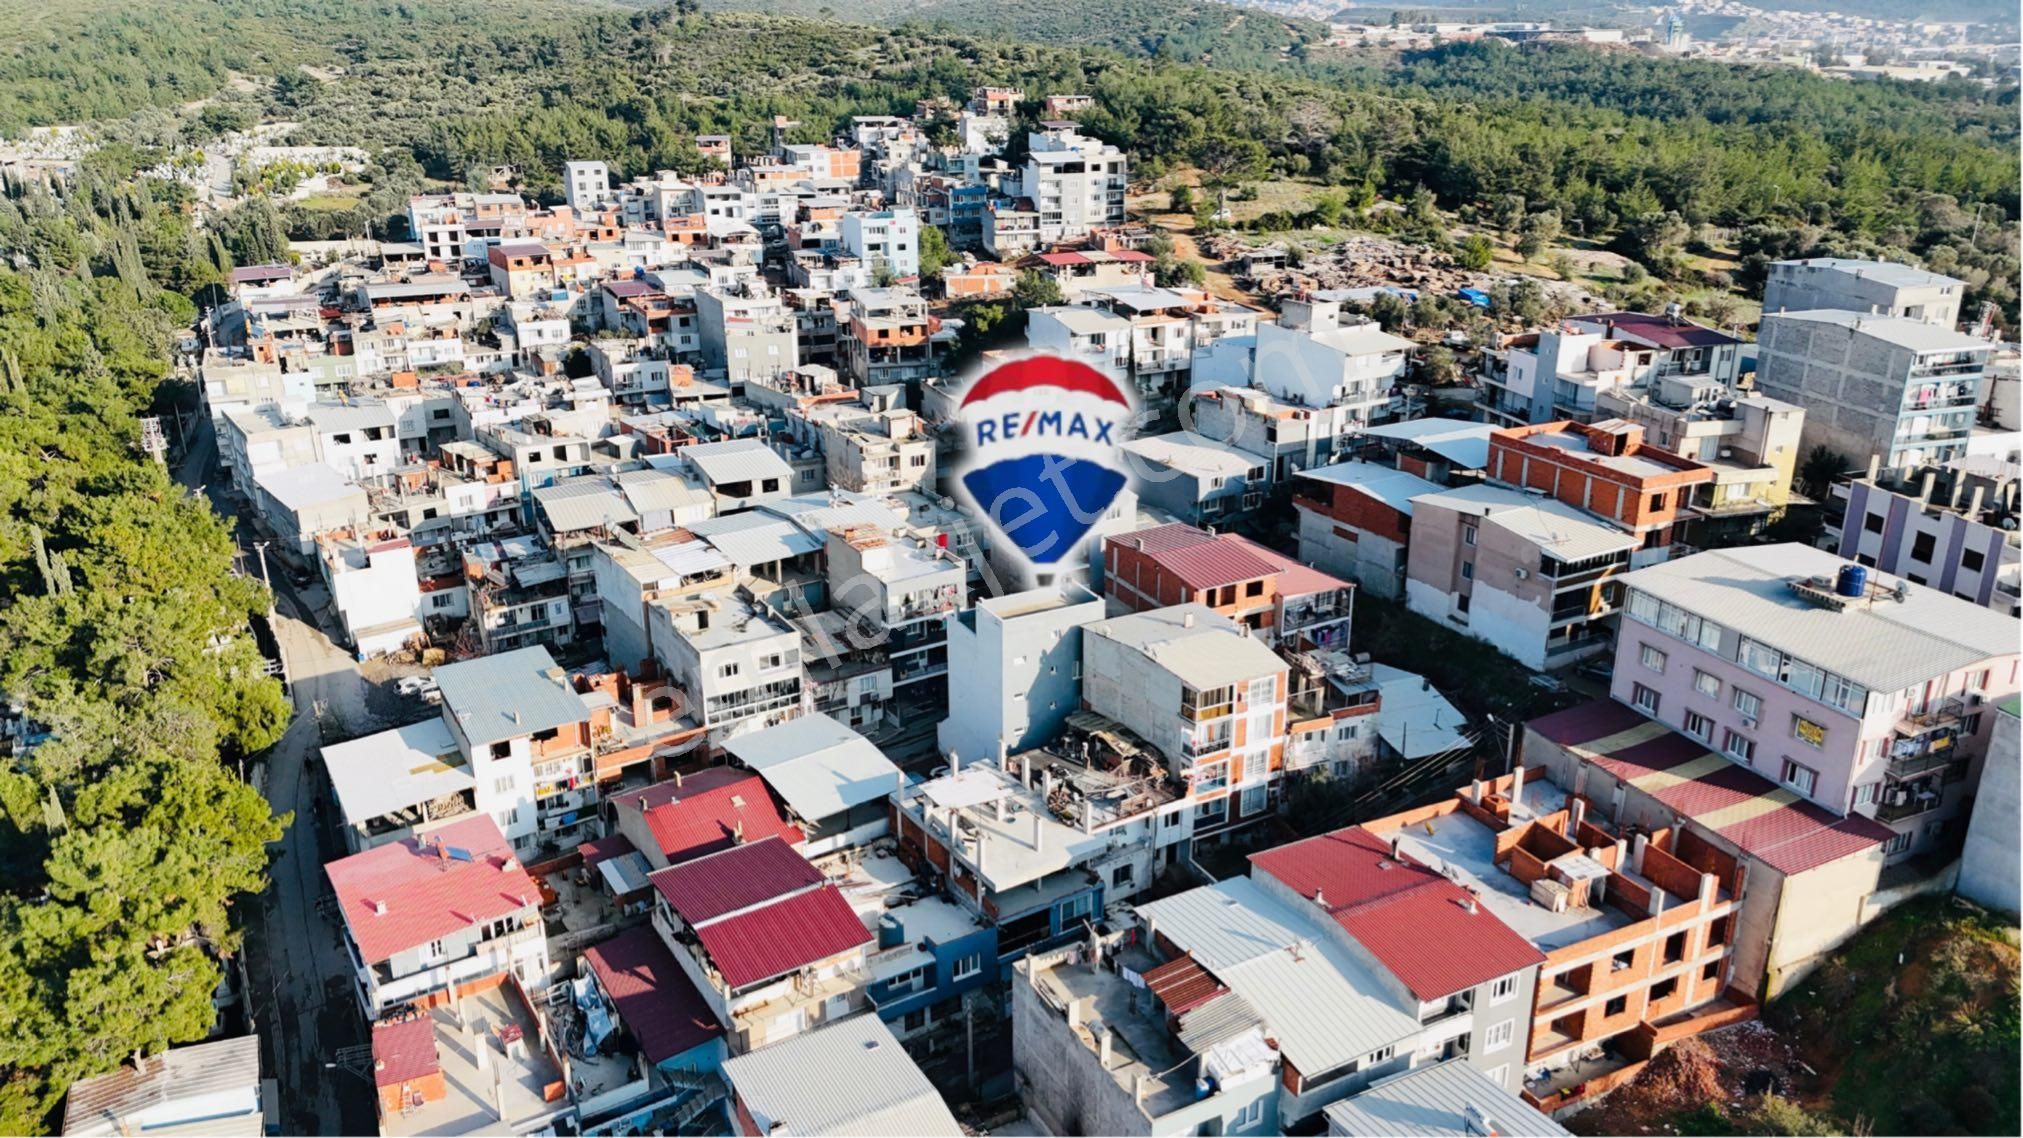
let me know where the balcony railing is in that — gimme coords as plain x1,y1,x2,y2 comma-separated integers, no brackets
1886,747,1965,781
1876,791,1943,823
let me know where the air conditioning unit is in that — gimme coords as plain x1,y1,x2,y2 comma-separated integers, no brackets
1741,716,1759,729
1512,568,1529,580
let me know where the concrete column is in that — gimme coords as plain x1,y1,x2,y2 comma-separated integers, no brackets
1630,831,1649,875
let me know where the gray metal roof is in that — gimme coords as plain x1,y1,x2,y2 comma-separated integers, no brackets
725,713,901,821
1764,309,1992,354
1137,878,1420,1076
687,511,824,566
1299,461,1443,516
1772,256,1963,292
721,1014,962,1136
434,645,588,748
531,478,639,532
1323,1059,1572,1137
1618,543,2017,693
62,1035,263,1137
1121,430,1261,478
1175,991,1265,1054
1414,484,1639,563
306,401,397,430
1360,419,1495,471
683,438,794,488
1088,605,1289,691
323,718,474,827
616,467,713,514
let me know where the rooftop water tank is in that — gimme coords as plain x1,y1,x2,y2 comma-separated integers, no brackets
1836,563,1867,599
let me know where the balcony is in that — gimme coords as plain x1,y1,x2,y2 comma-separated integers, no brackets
1876,788,1944,823
1908,359,1985,379
1886,747,1966,781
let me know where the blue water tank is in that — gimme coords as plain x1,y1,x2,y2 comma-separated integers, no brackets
878,913,904,950
1836,563,1867,598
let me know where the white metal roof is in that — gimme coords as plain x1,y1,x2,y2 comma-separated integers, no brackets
1618,543,2017,692
1324,1059,1573,1137
1414,484,1639,562
323,719,474,827
726,713,901,822
62,1035,264,1137
1034,305,1130,336
1764,309,1992,354
687,511,823,566
721,1014,962,1137
434,645,588,748
305,401,397,430
683,437,794,487
1120,430,1261,478
650,540,732,579
1138,878,1421,1076
531,478,638,532
1309,322,1417,357
616,466,713,514
1088,605,1288,691
1772,257,1962,292
256,462,363,513
1359,419,1495,471
1372,664,1473,760
1298,461,1442,516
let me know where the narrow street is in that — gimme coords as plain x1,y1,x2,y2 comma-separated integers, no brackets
178,431,382,1135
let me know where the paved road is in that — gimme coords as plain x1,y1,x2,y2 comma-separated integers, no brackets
179,431,381,1135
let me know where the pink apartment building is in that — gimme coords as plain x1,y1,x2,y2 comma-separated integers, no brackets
1608,543,2018,863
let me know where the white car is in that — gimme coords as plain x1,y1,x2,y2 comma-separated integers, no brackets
396,675,439,697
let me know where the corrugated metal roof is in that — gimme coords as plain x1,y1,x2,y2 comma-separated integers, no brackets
649,836,824,923
724,713,901,822
325,815,538,964
1174,991,1264,1054
62,1036,263,1137
1415,484,1639,562
1323,1059,1573,1136
582,927,725,1065
323,719,474,828
433,645,587,748
256,462,362,513
1111,524,1281,590
683,438,794,487
1120,430,1261,478
370,1015,438,1089
650,540,732,579
306,401,397,430
1137,878,1420,1075
531,478,638,532
1531,700,1896,875
722,1014,962,1136
694,884,872,988
1087,606,1288,692
1143,952,1226,1016
1373,664,1473,760
618,769,804,865
687,511,824,566
617,466,713,514
1616,543,2014,693
1297,461,1443,515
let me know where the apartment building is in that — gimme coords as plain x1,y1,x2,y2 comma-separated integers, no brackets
1479,314,1743,427
1293,462,1441,602
255,463,370,557
1755,309,1993,467
938,584,1106,766
838,209,920,280
841,287,942,388
1189,385,1364,485
648,588,804,746
487,240,558,300
1484,420,1715,561
1609,543,2019,863
1254,299,1415,425
648,838,874,1052
316,529,424,658
1023,125,1128,245
1119,431,1270,525
564,160,611,213
695,286,799,385
1405,484,1640,670
1082,605,1290,842
406,192,530,264
722,713,901,858
1824,454,2021,614
1102,522,1354,649
1764,257,1965,329
1594,382,1805,544
609,768,805,871
325,814,548,1019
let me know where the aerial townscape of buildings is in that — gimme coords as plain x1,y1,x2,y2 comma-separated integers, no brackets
44,75,2020,1138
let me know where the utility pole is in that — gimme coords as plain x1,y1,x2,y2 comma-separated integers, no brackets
140,416,168,467
253,540,275,611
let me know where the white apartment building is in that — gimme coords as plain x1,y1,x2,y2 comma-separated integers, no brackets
563,159,611,212
695,285,799,385
839,208,920,280
1254,299,1414,424
938,583,1107,766
1023,125,1128,245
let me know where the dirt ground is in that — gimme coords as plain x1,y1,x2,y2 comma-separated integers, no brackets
1565,1022,1822,1136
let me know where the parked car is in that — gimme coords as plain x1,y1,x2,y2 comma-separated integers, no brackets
1526,673,1568,694
396,675,439,698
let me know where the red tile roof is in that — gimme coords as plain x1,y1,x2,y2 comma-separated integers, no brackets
577,833,637,868
1251,825,1544,1000
325,815,539,965
1036,251,1091,266
371,1015,440,1088
1110,523,1280,590
648,837,825,924
693,885,871,988
614,768,804,864
1530,700,1895,875
582,927,725,1065
1143,953,1227,1015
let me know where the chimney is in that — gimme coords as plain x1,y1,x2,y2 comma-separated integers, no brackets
1182,612,1195,629
733,819,745,844
948,750,960,777
1313,886,1327,908
1389,836,1402,862
1458,895,1478,914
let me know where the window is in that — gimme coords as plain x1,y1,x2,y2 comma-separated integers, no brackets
1463,524,1478,546
1910,532,1936,563
1367,1045,1395,1065
1863,511,1884,534
1240,784,1268,817
1631,683,1660,715
1245,580,1264,597
1883,831,1912,855
1791,715,1826,748
427,938,447,958
1693,669,1720,698
1640,643,1667,673
1240,1099,1264,1128
951,953,982,981
1684,711,1714,742
903,1009,928,1033
717,662,740,679
1853,782,1879,807
1485,1065,1509,1087
1703,961,1722,982
1112,863,1134,887
1962,548,1986,573
1722,729,1756,765
1732,688,1762,725
1194,761,1230,793
1651,977,1679,1001
493,775,515,793
1604,995,1628,1017
1485,1021,1515,1052
1490,975,1519,1005
1611,948,1635,972
1194,798,1228,826
1781,759,1818,796
1738,638,1781,679
1649,492,1666,512
1461,561,1474,581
